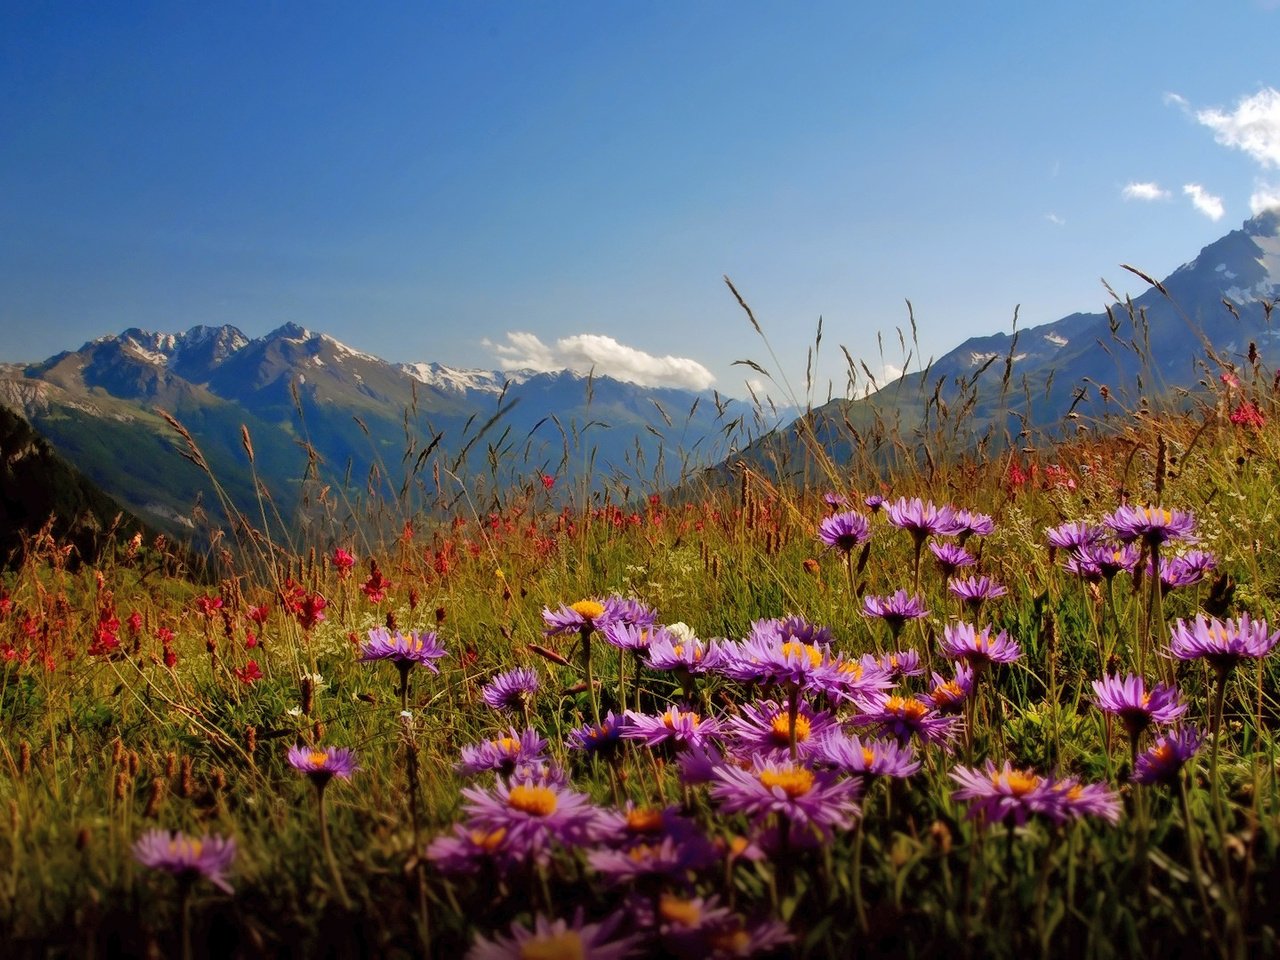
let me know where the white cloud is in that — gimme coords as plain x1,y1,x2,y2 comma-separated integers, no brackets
484,331,715,391
1045,212,1066,226
1122,181,1170,201
1183,183,1225,220
1251,183,1280,214
1195,87,1280,169
1163,92,1190,111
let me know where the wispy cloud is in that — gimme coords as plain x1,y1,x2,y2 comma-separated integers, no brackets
1045,212,1066,226
1194,87,1280,169
1251,183,1280,214
484,332,715,391
1183,183,1225,220
1163,91,1190,112
1122,181,1170,201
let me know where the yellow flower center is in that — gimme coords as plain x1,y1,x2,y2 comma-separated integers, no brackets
862,748,876,768
769,713,811,743
709,930,752,953
1065,785,1083,802
308,750,329,767
468,827,507,852
508,784,558,817
996,770,1041,796
495,737,520,754
1152,743,1173,763
570,600,605,620
838,660,864,677
626,808,664,833
519,930,584,960
780,641,823,668
885,696,929,722
728,835,750,857
663,710,698,730
933,681,963,705
659,894,703,927
759,767,816,798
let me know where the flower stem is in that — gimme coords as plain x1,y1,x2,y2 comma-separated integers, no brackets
317,786,353,910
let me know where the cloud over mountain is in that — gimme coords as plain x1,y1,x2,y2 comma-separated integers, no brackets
1195,87,1280,169
1183,183,1225,220
484,332,715,391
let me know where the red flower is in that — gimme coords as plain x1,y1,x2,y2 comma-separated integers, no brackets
245,630,259,649
127,611,143,634
1230,400,1265,429
295,593,327,631
541,474,556,490
234,660,263,685
361,565,392,603
333,548,356,579
246,604,270,625
194,595,223,619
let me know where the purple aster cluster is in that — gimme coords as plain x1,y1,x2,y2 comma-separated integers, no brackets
133,829,237,893
851,691,961,747
953,509,996,538
460,778,602,856
655,894,793,959
566,711,628,758
645,629,726,673
947,575,1009,612
877,649,924,679
1152,550,1217,590
721,698,838,760
817,731,921,779
542,598,614,635
623,706,720,750
921,663,975,714
458,728,548,777
1046,521,1106,551
466,909,638,960
929,541,976,577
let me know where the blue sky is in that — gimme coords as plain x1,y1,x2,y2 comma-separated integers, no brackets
3,1,1279,401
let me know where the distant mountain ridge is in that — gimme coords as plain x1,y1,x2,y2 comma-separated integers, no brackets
2,323,752,539
736,209,1280,477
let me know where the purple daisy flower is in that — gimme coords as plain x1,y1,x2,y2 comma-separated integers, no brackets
1068,542,1140,582
593,802,704,849
587,833,717,884
133,829,236,893
939,622,1021,669
1105,505,1197,547
542,598,615,636
817,731,921,779
480,667,539,711
1091,674,1187,737
929,541,976,577
603,595,658,629
458,728,548,777
1168,614,1280,675
645,630,726,673
1049,777,1122,824
510,760,570,789
466,909,638,960
460,779,602,856
677,741,728,786
623,707,720,750
817,510,872,554
710,757,861,831
823,491,850,510
1133,728,1203,785
718,632,837,692
656,894,793,960
950,761,1065,826
425,823,521,876
953,508,996,537
862,590,929,634
566,711,628,757
1153,550,1217,590
865,494,887,512
1046,521,1107,551
885,497,965,542
359,627,447,671
921,663,976,714
601,620,662,653
877,649,925,679
287,745,358,788
722,698,838,760
947,575,1009,613
823,653,896,704
851,691,961,747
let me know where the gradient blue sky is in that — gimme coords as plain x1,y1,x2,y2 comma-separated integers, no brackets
4,1,1280,400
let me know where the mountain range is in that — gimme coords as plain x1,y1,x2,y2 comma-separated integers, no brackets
1,209,1277,542
0,322,755,541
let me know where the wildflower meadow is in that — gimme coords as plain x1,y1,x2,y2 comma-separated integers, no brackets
3,356,1280,959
